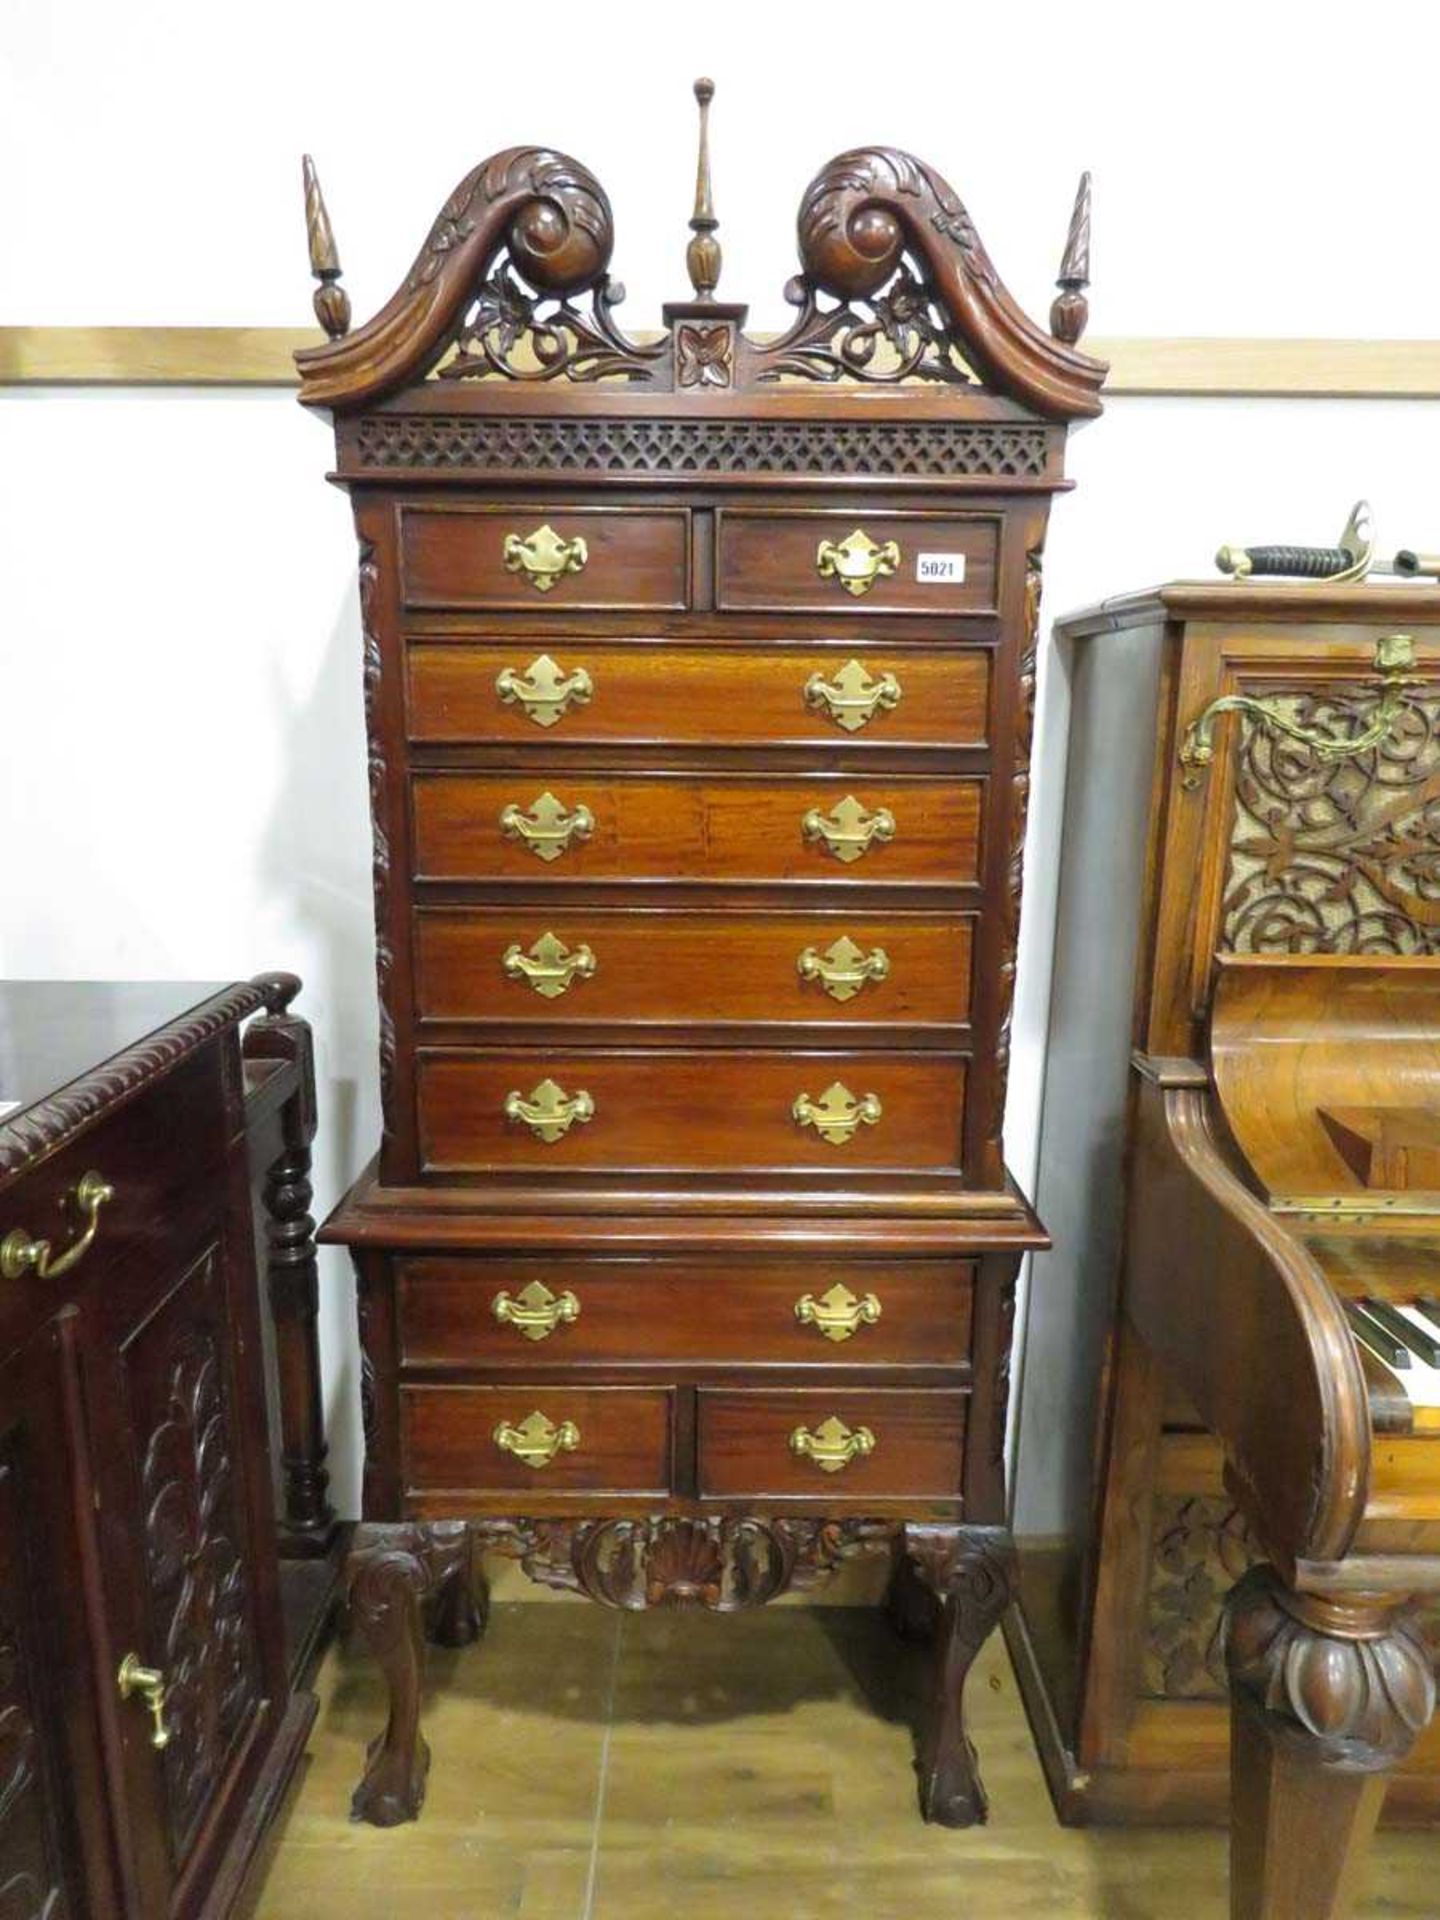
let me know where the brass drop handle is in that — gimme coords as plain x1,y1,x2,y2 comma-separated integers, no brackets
492,1281,581,1341
502,524,589,592
495,653,593,727
789,1416,876,1474
815,530,900,598
499,792,594,862
805,660,902,731
493,1411,580,1468
802,797,895,865
502,934,596,999
794,1284,882,1343
793,1082,883,1146
504,1079,595,1143
1,1171,114,1281
797,938,890,1002
116,1652,170,1750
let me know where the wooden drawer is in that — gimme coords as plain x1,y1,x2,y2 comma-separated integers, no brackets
401,1384,671,1494
400,505,690,611
411,772,983,885
716,509,999,616
406,641,990,749
416,1048,967,1174
397,1257,974,1367
415,907,974,1029
697,1388,967,1499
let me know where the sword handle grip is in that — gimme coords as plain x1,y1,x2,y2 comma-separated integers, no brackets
1216,543,1352,579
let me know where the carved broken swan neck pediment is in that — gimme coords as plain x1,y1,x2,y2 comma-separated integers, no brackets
296,82,1106,418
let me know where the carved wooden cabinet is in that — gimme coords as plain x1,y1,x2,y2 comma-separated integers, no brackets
301,92,1104,1827
0,979,324,1918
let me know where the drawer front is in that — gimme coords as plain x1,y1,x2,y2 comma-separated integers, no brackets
406,641,990,749
717,510,999,616
697,1388,967,1498
412,772,983,885
397,1257,975,1367
402,1384,671,1494
415,907,974,1028
400,506,690,611
416,1049,967,1174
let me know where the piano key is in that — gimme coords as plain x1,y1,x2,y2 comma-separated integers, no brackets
1363,1297,1440,1367
1344,1300,1411,1368
1411,1295,1440,1339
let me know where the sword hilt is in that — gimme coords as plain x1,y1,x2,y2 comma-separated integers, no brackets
1216,543,1354,579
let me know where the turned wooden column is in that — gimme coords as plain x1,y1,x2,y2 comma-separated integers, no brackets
1225,1564,1437,1920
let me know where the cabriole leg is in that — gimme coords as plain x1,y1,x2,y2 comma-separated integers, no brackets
347,1523,453,1826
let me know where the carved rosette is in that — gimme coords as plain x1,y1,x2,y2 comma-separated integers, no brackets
1144,1494,1258,1699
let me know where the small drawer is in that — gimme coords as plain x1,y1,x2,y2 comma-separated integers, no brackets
416,1048,967,1175
716,510,999,616
406,641,990,749
399,506,690,611
415,907,975,1029
697,1388,967,1499
411,772,983,886
397,1257,974,1367
401,1384,671,1495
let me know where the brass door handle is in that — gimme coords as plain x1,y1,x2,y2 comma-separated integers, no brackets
802,796,895,864
804,660,902,731
789,1416,875,1473
504,1079,595,1143
815,530,900,597
116,1652,170,1750
1,1171,114,1281
492,1280,580,1341
500,791,595,862
496,653,593,727
794,1284,882,1343
793,1082,882,1146
502,524,589,592
502,933,596,998
797,937,890,1002
493,1410,580,1468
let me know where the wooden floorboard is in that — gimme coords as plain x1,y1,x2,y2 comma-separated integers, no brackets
249,1600,1436,1919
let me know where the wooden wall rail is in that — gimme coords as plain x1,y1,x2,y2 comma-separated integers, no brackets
1,329,1438,397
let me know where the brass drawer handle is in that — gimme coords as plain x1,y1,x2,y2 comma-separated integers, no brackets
795,1284,882,1343
503,933,596,999
815,530,900,598
802,797,895,864
116,1652,170,1750
492,1280,580,1341
496,653,594,727
797,937,890,1003
789,1416,875,1473
504,1079,595,1143
805,660,902,731
502,524,589,592
793,1081,882,1146
493,1410,580,1468
500,791,595,862
1,1170,114,1281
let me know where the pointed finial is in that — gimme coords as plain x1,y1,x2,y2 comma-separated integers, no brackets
303,154,351,340
685,77,721,301
1050,170,1091,345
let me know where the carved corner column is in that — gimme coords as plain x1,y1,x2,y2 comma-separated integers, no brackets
1224,1565,1437,1920
903,1524,1016,1826
245,973,337,1555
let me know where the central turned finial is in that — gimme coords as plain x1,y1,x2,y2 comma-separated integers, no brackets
685,77,721,301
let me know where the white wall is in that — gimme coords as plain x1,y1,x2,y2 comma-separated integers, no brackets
3,2,1438,1513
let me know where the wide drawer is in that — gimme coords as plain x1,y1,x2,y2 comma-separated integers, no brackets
412,772,983,885
716,509,999,616
402,1383,671,1494
697,1388,967,1498
397,1257,975,1367
416,1048,967,1174
406,641,990,749
415,907,974,1028
400,505,690,611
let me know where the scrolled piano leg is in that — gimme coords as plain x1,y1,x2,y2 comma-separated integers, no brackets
347,1523,456,1826
903,1523,1015,1827
1224,1564,1436,1920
